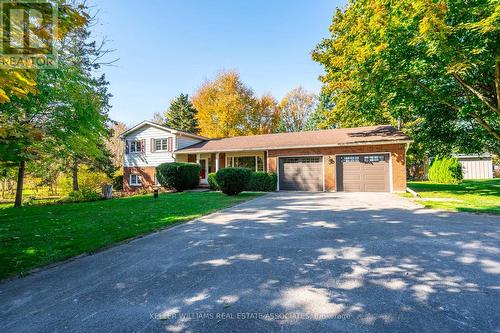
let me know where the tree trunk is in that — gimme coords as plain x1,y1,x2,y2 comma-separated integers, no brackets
72,160,79,191
14,160,25,208
1,180,5,199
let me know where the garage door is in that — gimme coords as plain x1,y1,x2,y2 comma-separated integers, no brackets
336,154,390,192
279,156,323,191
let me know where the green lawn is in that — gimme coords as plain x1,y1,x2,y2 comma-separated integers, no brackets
405,179,500,215
0,191,264,280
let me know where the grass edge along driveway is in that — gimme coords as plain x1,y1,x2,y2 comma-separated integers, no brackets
0,191,264,280
404,179,500,215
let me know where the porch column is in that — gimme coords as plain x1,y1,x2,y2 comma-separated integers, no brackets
215,153,220,172
196,153,200,164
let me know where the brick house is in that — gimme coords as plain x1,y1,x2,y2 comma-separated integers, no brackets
121,121,411,192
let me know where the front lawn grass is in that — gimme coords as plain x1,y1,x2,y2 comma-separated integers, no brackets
0,191,264,280
405,179,500,215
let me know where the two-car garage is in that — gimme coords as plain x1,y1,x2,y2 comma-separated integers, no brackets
278,154,391,192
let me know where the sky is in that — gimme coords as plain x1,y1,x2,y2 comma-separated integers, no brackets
90,0,345,126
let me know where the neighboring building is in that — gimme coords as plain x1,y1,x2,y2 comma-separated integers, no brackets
455,154,494,180
121,122,411,192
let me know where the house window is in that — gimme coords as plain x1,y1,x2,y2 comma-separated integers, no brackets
340,156,360,163
129,141,142,153
129,174,142,186
226,156,264,172
364,155,386,163
155,138,169,151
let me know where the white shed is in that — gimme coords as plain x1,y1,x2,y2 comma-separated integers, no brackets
455,154,493,179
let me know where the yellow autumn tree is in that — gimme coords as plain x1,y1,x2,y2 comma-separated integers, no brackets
192,70,279,138
247,94,280,135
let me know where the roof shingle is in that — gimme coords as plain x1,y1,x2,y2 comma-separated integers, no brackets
176,125,410,153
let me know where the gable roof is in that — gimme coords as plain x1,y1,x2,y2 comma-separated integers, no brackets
176,125,411,153
120,121,208,140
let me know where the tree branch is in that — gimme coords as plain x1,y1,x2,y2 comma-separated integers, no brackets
412,77,500,142
452,73,500,115
411,78,460,112
469,112,500,141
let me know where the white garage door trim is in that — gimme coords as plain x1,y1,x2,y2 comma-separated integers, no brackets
277,155,325,192
335,152,393,192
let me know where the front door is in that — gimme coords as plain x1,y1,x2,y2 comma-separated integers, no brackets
200,159,208,184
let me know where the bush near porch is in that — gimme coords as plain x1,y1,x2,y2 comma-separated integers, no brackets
208,173,219,190
156,162,200,192
210,170,277,193
216,168,252,195
247,172,277,191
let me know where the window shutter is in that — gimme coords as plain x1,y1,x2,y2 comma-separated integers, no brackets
151,138,155,153
141,139,146,152
125,140,129,154
168,137,173,152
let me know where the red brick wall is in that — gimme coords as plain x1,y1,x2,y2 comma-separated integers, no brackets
123,166,157,192
267,143,407,192
219,153,226,168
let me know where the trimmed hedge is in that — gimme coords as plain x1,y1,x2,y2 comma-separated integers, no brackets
247,172,277,191
207,173,220,190
156,162,200,191
216,168,252,195
428,157,463,184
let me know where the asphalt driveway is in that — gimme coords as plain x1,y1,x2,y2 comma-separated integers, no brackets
1,192,499,332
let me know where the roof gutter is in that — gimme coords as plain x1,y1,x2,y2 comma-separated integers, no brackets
174,139,413,154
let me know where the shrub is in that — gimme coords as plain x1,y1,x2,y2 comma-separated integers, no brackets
112,175,123,191
65,187,102,203
207,173,219,190
428,157,463,184
216,168,252,195
247,172,277,191
156,162,200,192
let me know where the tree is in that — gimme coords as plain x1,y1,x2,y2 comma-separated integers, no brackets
0,5,113,207
57,22,115,192
163,94,199,134
193,71,256,138
151,112,165,124
304,92,336,131
312,0,500,154
107,121,127,168
0,166,17,199
0,0,88,103
277,87,317,132
247,94,280,134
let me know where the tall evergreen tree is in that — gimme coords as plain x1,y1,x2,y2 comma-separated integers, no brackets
164,94,199,134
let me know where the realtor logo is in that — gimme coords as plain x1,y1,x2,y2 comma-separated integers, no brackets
0,0,58,68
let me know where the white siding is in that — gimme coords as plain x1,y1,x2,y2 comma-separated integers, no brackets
459,158,493,179
123,125,204,167
177,135,201,150
124,126,175,167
